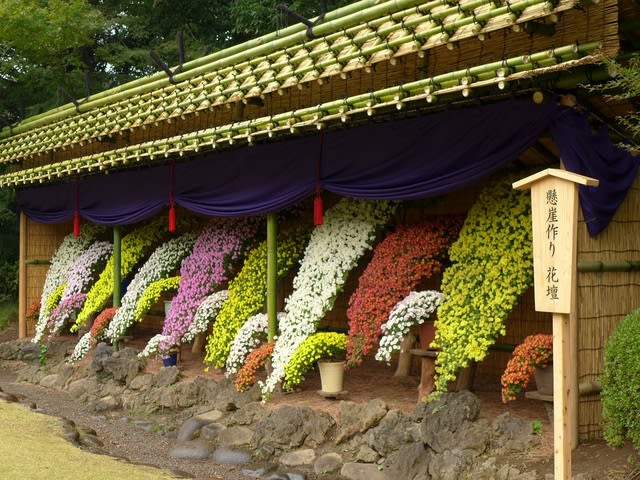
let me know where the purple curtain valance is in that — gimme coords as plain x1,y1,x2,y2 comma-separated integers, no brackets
17,98,638,236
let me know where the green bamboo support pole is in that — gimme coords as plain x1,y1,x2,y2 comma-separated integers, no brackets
577,260,640,272
18,212,27,339
113,226,122,308
266,213,278,342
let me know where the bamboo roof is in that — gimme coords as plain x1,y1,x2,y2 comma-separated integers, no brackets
0,0,625,188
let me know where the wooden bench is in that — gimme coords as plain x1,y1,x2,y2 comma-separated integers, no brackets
409,348,477,401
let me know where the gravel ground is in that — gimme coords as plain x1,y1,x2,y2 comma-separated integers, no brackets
0,361,248,480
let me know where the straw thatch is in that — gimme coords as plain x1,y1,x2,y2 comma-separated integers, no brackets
575,174,640,439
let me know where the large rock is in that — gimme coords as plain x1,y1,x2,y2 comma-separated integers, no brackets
383,442,432,480
17,342,41,362
218,426,254,447
491,413,540,453
90,342,113,372
336,399,388,444
340,462,386,480
226,401,266,426
362,409,420,456
279,448,316,467
420,391,483,453
0,339,28,360
314,452,343,476
253,405,335,457
101,347,142,385
152,366,180,386
174,380,200,408
427,449,474,480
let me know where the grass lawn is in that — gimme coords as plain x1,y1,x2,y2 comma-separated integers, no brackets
0,401,179,479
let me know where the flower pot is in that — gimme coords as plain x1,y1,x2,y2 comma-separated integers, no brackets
162,351,178,367
534,365,553,396
418,320,436,350
318,360,345,393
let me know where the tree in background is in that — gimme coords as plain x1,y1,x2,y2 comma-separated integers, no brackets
593,55,640,154
0,168,18,302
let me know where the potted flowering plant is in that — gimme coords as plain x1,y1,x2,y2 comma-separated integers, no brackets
282,332,348,394
500,333,553,402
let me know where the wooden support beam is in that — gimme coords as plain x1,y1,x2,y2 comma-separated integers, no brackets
18,212,27,339
267,213,278,342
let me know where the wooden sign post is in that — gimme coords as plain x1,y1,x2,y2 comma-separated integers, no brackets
513,168,598,480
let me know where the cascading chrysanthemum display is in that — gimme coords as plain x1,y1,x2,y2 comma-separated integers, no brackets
346,217,463,367
33,225,105,343
433,177,533,395
261,198,396,399
106,233,196,343
204,226,310,369
72,217,168,332
158,217,262,351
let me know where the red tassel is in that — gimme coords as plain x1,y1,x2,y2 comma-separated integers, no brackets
314,194,323,226
168,204,176,233
73,210,81,237
168,160,176,232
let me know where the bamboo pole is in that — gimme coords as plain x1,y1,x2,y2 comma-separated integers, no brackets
113,226,121,308
267,213,278,342
0,0,439,136
0,43,600,187
18,212,27,339
0,0,570,144
577,260,640,272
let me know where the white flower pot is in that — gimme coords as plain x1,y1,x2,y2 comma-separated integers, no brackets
318,360,345,393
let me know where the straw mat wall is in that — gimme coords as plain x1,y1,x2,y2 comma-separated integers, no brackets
22,218,72,337
575,173,640,440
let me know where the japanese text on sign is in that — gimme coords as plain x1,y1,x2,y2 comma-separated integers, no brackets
545,188,559,301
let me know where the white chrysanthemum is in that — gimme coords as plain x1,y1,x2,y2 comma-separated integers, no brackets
226,312,285,376
182,290,229,344
375,290,443,363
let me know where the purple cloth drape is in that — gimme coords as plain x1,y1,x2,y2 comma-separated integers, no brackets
17,98,638,236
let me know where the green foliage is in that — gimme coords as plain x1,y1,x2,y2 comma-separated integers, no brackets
589,55,640,153
0,0,359,122
38,344,48,367
231,0,352,39
0,183,18,302
601,308,640,448
0,261,18,303
532,419,543,435
0,301,18,330
283,331,347,391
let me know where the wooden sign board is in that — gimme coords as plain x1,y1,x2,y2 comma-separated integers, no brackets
513,169,599,313
514,168,599,480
